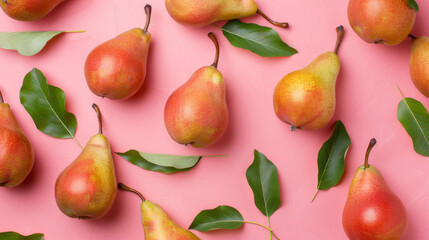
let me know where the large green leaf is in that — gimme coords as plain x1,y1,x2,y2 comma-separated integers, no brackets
20,68,78,140
189,205,244,232
0,232,44,240
407,0,419,11
0,31,84,56
313,121,351,202
221,20,298,57
398,97,429,156
246,150,280,217
117,150,202,174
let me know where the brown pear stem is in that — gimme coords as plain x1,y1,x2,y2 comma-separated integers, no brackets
257,9,289,28
408,34,417,39
208,32,220,68
364,138,377,169
334,25,345,54
2,0,7,4
92,104,103,135
143,4,152,33
0,90,3,104
118,183,145,202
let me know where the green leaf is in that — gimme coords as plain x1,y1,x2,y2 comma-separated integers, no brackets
407,0,419,11
221,20,298,57
189,205,244,232
116,150,202,174
20,68,78,140
313,121,351,202
397,97,429,156
0,31,84,56
0,232,44,240
246,150,280,217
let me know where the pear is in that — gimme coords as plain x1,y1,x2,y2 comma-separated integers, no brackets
410,36,429,98
0,0,65,21
164,33,228,148
0,90,34,187
84,4,152,100
273,26,344,131
348,0,416,46
342,139,408,240
118,183,200,240
55,104,117,219
165,0,288,28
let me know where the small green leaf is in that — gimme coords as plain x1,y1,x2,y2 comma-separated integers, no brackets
0,232,44,240
117,150,202,173
313,121,351,202
0,31,84,56
246,150,280,217
20,68,78,140
221,20,298,57
189,205,244,232
407,0,419,11
398,97,429,156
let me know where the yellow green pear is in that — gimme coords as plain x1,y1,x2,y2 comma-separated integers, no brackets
119,183,200,240
409,36,429,98
273,26,344,130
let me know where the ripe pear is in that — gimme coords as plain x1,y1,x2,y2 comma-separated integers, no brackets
118,183,200,240
165,0,288,28
410,36,429,98
164,33,228,148
348,0,416,46
0,0,65,21
342,139,408,240
273,26,344,131
55,104,117,219
0,90,34,187
84,4,152,100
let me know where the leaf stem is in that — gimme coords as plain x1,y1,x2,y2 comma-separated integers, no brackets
63,30,87,33
311,190,319,202
143,4,152,33
334,26,344,54
364,138,377,169
208,32,220,68
256,9,289,28
118,183,146,202
243,221,280,240
267,216,273,240
74,137,83,150
92,104,102,135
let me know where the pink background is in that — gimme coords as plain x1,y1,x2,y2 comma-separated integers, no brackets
0,0,428,239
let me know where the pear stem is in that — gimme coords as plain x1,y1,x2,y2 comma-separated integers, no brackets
2,0,7,4
0,90,3,104
256,9,289,28
143,4,152,33
243,221,280,240
92,104,103,135
118,183,145,202
364,138,377,169
408,34,417,39
208,32,220,68
334,25,345,54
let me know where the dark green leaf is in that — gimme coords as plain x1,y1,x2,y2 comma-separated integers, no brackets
117,150,202,174
398,97,429,156
0,232,44,240
313,121,351,201
20,68,78,139
221,20,298,57
407,0,419,11
189,205,244,232
0,31,84,56
246,150,280,217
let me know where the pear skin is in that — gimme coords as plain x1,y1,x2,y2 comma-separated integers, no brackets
164,33,228,147
84,5,152,100
410,36,429,98
55,104,117,219
273,26,344,131
0,0,65,21
0,91,34,187
118,183,200,240
348,0,416,46
342,139,408,240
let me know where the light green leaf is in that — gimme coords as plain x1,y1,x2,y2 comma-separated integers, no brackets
116,150,203,174
0,31,84,56
313,121,351,202
407,0,419,11
189,205,244,232
19,68,78,141
221,20,298,57
0,232,44,240
246,150,280,217
398,97,429,156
